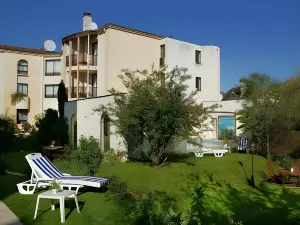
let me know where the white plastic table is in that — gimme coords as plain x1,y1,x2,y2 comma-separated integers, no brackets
34,190,80,223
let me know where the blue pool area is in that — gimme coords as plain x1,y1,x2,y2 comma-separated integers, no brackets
201,139,224,146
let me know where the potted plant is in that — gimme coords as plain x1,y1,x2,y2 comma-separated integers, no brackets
51,140,56,148
10,92,26,105
49,180,62,194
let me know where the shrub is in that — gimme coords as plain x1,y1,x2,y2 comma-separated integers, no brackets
36,109,68,145
288,148,300,159
0,154,5,175
0,115,15,152
273,155,293,169
126,195,183,225
95,67,217,166
108,176,130,200
0,115,15,174
12,132,40,152
72,136,102,176
21,121,34,134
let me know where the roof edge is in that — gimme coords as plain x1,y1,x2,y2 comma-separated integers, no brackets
62,23,165,43
0,44,62,56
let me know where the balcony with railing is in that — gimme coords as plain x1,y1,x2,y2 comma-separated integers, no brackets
66,54,97,67
15,96,29,109
69,86,97,99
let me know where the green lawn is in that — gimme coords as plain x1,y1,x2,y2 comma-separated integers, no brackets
2,152,300,225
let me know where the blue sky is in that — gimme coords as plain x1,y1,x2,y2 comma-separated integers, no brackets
0,0,299,91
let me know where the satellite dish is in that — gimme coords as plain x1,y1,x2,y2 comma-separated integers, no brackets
91,22,98,30
44,40,56,52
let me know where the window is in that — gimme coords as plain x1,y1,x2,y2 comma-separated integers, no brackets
160,44,165,58
218,116,235,139
17,60,28,75
195,77,201,91
103,114,110,136
17,83,28,95
45,60,61,76
195,50,201,64
160,44,165,68
45,85,59,98
17,109,28,124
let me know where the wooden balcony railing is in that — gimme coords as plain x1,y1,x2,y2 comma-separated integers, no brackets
70,87,97,99
66,54,97,67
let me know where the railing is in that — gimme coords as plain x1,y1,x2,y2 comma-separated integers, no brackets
17,70,28,76
45,71,60,76
70,86,97,99
66,54,97,67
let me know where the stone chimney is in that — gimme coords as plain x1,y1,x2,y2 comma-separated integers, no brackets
83,12,92,31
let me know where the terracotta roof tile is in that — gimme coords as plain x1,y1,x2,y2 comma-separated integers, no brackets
0,44,62,55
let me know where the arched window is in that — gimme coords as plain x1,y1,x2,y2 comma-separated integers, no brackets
17,60,28,75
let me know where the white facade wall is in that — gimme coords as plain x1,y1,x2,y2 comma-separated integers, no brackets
43,57,63,112
65,100,77,139
203,100,243,112
65,96,126,152
162,38,221,103
97,34,108,96
202,100,243,139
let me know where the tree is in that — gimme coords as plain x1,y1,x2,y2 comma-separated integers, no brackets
36,109,69,146
95,67,216,166
0,115,15,174
57,80,67,118
237,73,284,159
279,74,300,131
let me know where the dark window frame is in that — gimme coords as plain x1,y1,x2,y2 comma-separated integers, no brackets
45,59,61,76
16,109,28,124
196,77,201,91
17,60,28,75
17,83,28,95
45,84,59,98
160,44,165,58
195,50,201,64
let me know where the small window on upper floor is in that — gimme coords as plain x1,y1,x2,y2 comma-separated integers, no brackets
17,83,28,95
45,60,61,76
160,44,165,58
195,50,201,64
45,85,59,98
160,44,165,68
196,77,201,91
17,60,28,75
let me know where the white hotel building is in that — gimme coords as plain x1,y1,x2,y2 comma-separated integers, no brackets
0,12,241,151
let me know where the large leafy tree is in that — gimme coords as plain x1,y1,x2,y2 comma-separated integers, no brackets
280,74,300,131
237,73,285,159
96,67,216,166
57,80,67,118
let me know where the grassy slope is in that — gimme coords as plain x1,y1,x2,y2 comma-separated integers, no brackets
2,152,300,225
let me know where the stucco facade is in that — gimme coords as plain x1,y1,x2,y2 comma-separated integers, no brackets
61,13,231,150
1,12,242,152
65,95,125,152
202,100,243,139
0,46,62,124
162,38,221,102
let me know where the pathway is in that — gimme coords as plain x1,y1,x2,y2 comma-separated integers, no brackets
0,201,22,225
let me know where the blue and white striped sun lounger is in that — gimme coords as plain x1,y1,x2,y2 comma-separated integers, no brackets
237,137,248,151
17,153,108,195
